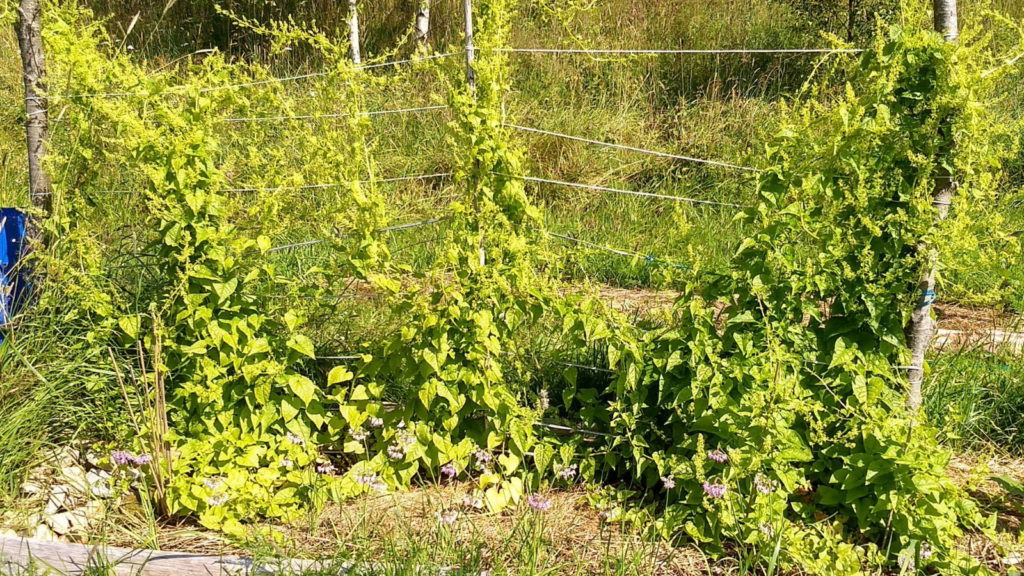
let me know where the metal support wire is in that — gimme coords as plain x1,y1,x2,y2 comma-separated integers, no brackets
223,104,449,123
545,230,692,271
83,172,452,196
30,52,461,101
533,421,611,438
507,124,759,173
553,360,615,374
517,174,749,209
497,47,863,55
266,216,448,254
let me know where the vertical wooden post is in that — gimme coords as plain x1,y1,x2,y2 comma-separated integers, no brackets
15,0,52,245
348,0,361,65
414,0,431,50
463,0,483,267
906,0,958,410
463,0,476,93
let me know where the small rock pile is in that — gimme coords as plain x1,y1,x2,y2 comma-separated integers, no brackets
0,445,117,543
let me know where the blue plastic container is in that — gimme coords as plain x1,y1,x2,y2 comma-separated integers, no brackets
0,208,28,345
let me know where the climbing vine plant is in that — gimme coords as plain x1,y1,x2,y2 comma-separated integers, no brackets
332,0,561,510
21,0,1024,573
557,12,1021,572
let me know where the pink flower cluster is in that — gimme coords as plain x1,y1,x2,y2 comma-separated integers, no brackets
707,449,728,464
556,464,577,480
441,462,458,478
527,493,552,512
111,450,152,467
702,482,728,499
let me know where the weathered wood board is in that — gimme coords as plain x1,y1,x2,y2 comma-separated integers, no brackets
0,536,344,575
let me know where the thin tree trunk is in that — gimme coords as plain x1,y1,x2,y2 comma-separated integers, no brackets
414,0,431,50
906,0,958,410
462,0,483,268
847,0,855,42
463,0,475,93
934,0,959,42
348,0,361,65
15,0,52,246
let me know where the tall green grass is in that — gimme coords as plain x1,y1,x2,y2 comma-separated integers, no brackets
924,344,1024,455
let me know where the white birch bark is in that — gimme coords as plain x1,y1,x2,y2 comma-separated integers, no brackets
906,0,958,410
414,0,431,49
348,0,361,65
15,0,52,245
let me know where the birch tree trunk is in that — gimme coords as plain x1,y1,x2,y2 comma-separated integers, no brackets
462,0,484,268
348,0,361,65
906,0,958,410
15,0,52,246
414,0,431,50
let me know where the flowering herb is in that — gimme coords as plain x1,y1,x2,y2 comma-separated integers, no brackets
436,509,459,524
661,475,676,490
556,463,577,480
111,450,150,467
474,449,493,467
707,449,728,464
354,472,387,492
703,482,727,499
527,493,552,512
754,474,776,495
387,444,406,461
440,462,457,478
537,390,550,412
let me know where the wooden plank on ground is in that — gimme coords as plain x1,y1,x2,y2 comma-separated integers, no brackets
0,536,343,576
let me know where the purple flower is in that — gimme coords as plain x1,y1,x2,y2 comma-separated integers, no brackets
753,471,774,494
316,462,337,475
527,493,552,512
661,475,676,490
436,509,458,524
754,473,776,495
702,482,727,499
351,428,369,442
112,451,152,467
397,429,416,447
354,471,387,492
286,432,305,445
440,462,457,479
759,523,775,538
387,444,406,461
707,449,728,464
111,451,134,466
556,464,577,480
474,449,493,467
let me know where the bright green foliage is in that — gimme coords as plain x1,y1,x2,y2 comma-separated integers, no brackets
25,3,401,534
136,110,323,534
334,0,559,510
556,17,1017,572
14,0,1024,572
